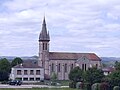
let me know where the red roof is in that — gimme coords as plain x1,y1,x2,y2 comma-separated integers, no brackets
49,52,101,61
14,60,42,68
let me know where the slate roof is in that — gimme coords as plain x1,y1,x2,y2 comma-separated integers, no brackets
39,17,50,41
13,60,42,68
49,52,101,61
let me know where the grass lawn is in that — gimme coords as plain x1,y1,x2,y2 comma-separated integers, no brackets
44,80,69,86
0,88,78,90
56,80,69,86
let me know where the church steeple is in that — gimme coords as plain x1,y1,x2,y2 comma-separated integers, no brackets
39,17,50,41
38,17,50,75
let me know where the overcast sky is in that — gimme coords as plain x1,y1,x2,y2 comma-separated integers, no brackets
0,0,120,57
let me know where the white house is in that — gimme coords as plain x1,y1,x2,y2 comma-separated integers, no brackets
10,60,44,82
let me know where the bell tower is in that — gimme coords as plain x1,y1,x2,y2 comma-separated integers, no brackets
38,17,50,75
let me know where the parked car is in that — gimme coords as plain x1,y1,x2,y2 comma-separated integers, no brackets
9,80,22,85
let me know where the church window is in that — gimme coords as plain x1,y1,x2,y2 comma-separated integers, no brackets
58,63,61,72
71,64,74,70
36,70,40,75
43,43,45,50
17,70,21,75
65,64,67,72
43,43,47,50
85,64,87,71
51,63,54,72
84,57,85,60
82,64,84,70
45,43,47,50
96,64,98,68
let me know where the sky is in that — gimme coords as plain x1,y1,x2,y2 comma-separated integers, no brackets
0,0,120,57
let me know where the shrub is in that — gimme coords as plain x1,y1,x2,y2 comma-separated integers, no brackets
1,81,8,84
80,82,84,89
113,86,120,90
85,83,91,90
100,82,109,90
69,81,76,88
76,82,84,89
76,82,81,89
91,83,100,90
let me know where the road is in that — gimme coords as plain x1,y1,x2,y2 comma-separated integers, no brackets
0,84,69,88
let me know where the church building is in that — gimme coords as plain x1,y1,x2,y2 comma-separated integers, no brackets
10,17,102,82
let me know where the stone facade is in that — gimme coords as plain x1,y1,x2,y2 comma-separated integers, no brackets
38,17,102,80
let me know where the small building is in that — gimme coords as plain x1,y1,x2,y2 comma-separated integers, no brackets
102,67,115,76
10,60,44,82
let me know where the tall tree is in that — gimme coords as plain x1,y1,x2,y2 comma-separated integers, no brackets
0,71,9,81
69,66,83,82
0,58,11,72
84,67,104,84
0,58,11,81
11,57,23,67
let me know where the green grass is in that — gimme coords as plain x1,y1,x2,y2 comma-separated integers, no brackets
56,80,69,86
0,88,78,90
44,80,69,86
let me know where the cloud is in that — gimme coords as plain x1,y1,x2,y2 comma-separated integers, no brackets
0,0,120,57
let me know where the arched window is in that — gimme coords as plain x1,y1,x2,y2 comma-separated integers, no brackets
43,43,47,50
58,63,61,72
45,43,47,50
82,64,84,70
96,64,98,68
71,64,73,70
51,63,54,72
43,43,45,50
85,64,87,71
65,64,67,72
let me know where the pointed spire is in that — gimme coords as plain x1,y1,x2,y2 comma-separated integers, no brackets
43,16,46,25
47,31,50,40
39,16,50,41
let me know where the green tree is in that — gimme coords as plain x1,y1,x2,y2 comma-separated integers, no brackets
0,58,11,81
69,66,83,82
50,72,57,81
0,58,11,72
108,70,120,86
11,57,23,67
0,71,9,81
84,67,104,84
114,61,120,70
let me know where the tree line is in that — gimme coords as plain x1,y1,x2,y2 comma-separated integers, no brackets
69,61,120,89
0,57,23,81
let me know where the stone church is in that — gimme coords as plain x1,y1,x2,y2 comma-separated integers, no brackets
38,17,102,80
10,17,102,82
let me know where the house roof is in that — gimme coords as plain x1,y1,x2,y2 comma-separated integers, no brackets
13,60,42,68
49,52,101,61
102,67,115,72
